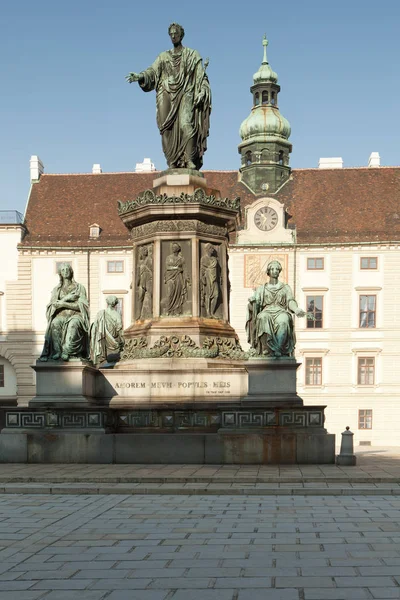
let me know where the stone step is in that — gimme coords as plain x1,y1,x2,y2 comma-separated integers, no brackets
1,482,400,496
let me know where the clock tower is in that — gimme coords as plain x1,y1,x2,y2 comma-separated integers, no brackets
238,36,292,195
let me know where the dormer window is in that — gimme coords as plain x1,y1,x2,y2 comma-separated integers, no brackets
89,223,101,238
254,93,260,106
262,91,269,104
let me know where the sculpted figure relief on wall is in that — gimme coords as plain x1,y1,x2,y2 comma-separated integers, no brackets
136,244,153,320
161,242,191,316
200,243,222,319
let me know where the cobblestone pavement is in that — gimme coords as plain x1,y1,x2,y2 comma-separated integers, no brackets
1,493,400,599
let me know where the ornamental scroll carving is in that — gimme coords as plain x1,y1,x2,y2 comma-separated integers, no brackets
131,220,227,239
121,335,248,360
118,187,240,215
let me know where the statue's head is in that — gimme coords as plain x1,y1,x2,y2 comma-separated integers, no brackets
168,22,185,44
171,242,181,253
106,295,119,308
140,246,148,258
266,260,282,277
205,243,215,256
58,262,73,280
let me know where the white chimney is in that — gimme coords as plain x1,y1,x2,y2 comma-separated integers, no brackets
318,157,343,169
135,157,156,173
92,163,102,174
368,152,380,167
30,155,44,182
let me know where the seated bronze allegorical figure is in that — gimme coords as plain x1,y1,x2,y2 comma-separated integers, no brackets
39,263,90,362
246,260,306,357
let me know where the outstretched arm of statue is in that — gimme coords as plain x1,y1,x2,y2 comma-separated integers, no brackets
125,72,144,84
288,299,306,318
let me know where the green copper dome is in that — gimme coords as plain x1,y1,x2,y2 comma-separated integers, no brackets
239,108,291,142
253,35,278,83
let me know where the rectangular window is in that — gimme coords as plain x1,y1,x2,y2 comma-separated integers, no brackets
305,357,322,385
306,295,323,328
107,261,124,273
55,261,72,274
0,365,4,388
358,357,375,385
307,257,324,270
360,257,378,270
359,295,376,328
358,409,373,430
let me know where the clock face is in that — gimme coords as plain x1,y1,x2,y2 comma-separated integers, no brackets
254,206,278,231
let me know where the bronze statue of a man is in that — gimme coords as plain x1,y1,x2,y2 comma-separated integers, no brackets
126,23,211,171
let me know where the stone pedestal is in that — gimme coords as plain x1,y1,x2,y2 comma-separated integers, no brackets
30,361,97,407
246,358,303,404
119,170,240,347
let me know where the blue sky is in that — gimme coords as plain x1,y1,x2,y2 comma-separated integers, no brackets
1,0,399,213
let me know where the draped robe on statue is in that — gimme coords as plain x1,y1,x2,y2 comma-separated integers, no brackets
139,47,211,169
89,307,123,365
40,282,90,360
246,282,296,357
164,253,188,315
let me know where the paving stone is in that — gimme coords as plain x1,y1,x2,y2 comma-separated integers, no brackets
149,577,212,588
304,588,371,598
275,576,336,588
214,577,272,588
170,592,235,600
238,592,299,600
335,577,397,587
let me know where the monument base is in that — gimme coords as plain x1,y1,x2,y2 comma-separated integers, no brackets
0,403,334,464
0,431,334,465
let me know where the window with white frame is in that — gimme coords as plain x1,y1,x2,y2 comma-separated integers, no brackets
89,224,100,238
306,295,323,328
359,295,376,328
107,260,124,273
307,257,324,270
305,357,322,386
360,257,378,270
358,409,372,429
358,357,375,385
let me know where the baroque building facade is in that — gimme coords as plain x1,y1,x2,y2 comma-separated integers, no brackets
1,41,399,446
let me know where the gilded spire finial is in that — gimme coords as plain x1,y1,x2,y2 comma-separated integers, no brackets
262,34,268,64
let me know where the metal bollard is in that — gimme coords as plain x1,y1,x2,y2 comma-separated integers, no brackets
336,426,357,466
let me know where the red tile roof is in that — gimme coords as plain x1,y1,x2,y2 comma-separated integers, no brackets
20,167,400,247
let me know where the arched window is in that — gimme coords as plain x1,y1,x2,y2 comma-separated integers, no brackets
254,93,260,106
245,151,252,167
271,92,276,105
262,91,269,104
278,151,284,166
